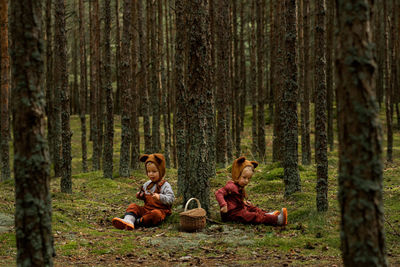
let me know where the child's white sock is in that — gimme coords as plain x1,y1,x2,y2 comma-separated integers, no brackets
277,208,287,226
123,214,136,225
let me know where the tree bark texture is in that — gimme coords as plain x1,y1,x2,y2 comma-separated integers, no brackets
79,0,88,173
45,0,54,172
283,0,301,197
175,0,187,195
182,0,213,213
315,0,328,211
215,0,230,167
336,1,388,265
256,0,266,161
55,0,72,193
0,0,10,181
301,0,311,165
103,0,114,179
10,0,55,264
119,0,132,177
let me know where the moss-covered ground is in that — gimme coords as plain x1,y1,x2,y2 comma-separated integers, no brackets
1,108,399,266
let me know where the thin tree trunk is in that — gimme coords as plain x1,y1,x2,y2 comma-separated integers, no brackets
315,0,328,211
273,1,285,162
45,0,54,172
10,1,55,263
141,0,151,154
326,0,334,151
79,0,88,173
233,0,241,158
256,0,266,161
301,0,311,165
175,0,187,195
336,1,387,265
0,0,10,181
239,0,247,135
150,0,161,153
119,0,132,177
114,0,121,115
249,0,258,159
384,0,392,163
53,0,63,177
103,0,114,179
215,0,229,167
55,0,72,193
163,0,171,168
284,0,301,197
90,0,100,171
131,0,140,170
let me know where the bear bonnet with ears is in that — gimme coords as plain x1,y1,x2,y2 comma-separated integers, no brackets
139,153,166,179
231,156,258,182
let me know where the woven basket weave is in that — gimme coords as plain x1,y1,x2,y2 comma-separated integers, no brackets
179,198,206,232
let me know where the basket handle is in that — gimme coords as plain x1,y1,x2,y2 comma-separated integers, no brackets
184,198,201,212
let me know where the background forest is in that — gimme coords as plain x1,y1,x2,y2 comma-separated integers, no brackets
0,0,399,266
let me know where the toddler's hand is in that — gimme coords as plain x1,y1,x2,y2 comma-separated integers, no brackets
220,205,228,213
152,193,160,200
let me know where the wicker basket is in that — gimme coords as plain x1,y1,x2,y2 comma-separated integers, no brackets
179,198,206,232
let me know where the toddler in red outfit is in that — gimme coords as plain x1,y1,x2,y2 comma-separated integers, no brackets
112,154,175,230
215,156,287,226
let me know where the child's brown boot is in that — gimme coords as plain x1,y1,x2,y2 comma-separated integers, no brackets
112,217,135,230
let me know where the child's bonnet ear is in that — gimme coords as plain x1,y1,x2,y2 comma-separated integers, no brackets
250,161,258,169
153,154,163,165
237,156,246,165
139,154,149,162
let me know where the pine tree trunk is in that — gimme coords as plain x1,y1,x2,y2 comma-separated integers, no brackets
79,0,88,173
97,5,105,169
301,0,311,165
150,1,161,153
114,0,121,115
175,0,187,195
103,0,114,179
336,1,388,265
119,0,132,177
55,0,72,193
10,0,55,264
163,0,171,168
256,0,266,161
326,0,334,151
141,0,151,154
90,0,100,171
45,0,54,172
249,0,258,158
233,0,241,158
0,0,10,181
273,1,285,162
284,0,301,197
53,0,63,177
315,0,328,211
130,0,140,170
269,0,276,134
383,0,392,163
239,0,247,135
183,0,213,213
375,4,384,107
215,0,229,167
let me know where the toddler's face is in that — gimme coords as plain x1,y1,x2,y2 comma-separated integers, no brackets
237,167,253,187
146,162,160,182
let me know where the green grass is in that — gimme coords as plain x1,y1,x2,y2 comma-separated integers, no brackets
1,108,400,266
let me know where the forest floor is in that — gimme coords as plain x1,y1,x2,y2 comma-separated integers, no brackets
1,112,400,266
